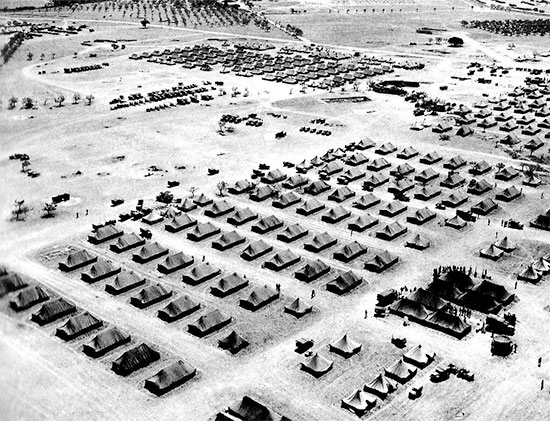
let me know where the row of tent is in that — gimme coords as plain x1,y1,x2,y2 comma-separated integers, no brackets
517,254,550,283
341,344,435,416
0,269,196,395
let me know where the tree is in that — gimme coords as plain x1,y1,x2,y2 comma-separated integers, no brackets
21,160,31,173
42,202,57,218
448,36,464,47
216,181,228,196
72,93,81,104
22,97,34,109
156,191,174,204
11,200,31,221
54,94,65,107
8,96,17,110
85,94,94,105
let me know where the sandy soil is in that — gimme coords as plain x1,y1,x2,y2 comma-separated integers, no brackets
1,2,550,421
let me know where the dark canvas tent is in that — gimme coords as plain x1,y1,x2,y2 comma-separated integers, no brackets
264,250,301,271
425,309,471,338
228,179,254,194
384,359,417,383
480,244,504,260
158,295,200,322
329,334,361,357
193,193,213,207
83,327,130,358
364,251,398,272
531,209,550,231
277,224,308,242
468,179,492,195
405,234,430,250
56,312,103,341
403,344,435,368
496,186,521,202
59,249,97,271
212,231,246,251
88,224,123,244
322,206,351,223
110,233,145,253
105,271,145,295
390,163,415,178
375,142,397,155
305,232,337,252
442,192,468,207
240,285,279,311
227,396,285,421
304,180,331,196
133,242,168,263
158,252,194,274
348,214,378,232
415,168,440,184
472,280,514,305
367,158,391,172
458,290,501,314
517,265,542,282
445,215,467,229
284,298,313,318
379,202,407,218
444,155,466,170
420,151,442,164
273,191,301,209
495,166,519,181
407,208,436,225
470,161,492,175
283,174,309,189
141,211,164,225
341,390,377,416
187,222,221,241
31,298,76,325
376,221,407,240
81,260,121,283
532,257,550,274
182,263,221,285
218,331,249,354
326,271,363,295
188,309,231,337
353,193,381,209
333,242,368,262
397,146,419,160
301,353,333,377
0,272,27,297
295,260,331,282
407,288,448,311
211,273,249,297
320,160,344,175
440,173,465,189
10,285,49,311
252,215,284,233
261,168,287,184
389,298,431,323
205,201,235,218
494,236,516,252
364,374,397,399
112,343,160,376
228,208,257,226
356,138,376,150
250,185,275,201
145,360,196,395
131,283,172,308
296,198,325,215
471,198,497,215
241,240,273,261
346,152,368,166
328,187,355,203
164,214,197,232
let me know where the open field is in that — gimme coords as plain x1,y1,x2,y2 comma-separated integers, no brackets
1,1,550,420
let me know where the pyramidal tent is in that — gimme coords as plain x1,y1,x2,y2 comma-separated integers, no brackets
301,353,333,377
83,327,131,358
105,271,145,295
364,373,397,399
111,343,160,376
341,389,377,416
56,312,103,341
403,344,435,368
384,359,417,383
517,265,542,282
284,298,313,318
10,285,49,311
218,330,249,354
0,272,28,297
158,296,200,322
329,334,361,358
211,273,249,297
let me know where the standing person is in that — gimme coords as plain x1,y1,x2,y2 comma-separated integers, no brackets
364,309,368,319
85,209,89,216
311,289,316,299
76,212,79,219
539,357,543,368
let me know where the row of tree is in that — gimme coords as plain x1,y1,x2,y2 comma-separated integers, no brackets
5,94,94,110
